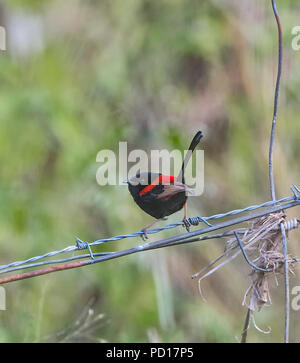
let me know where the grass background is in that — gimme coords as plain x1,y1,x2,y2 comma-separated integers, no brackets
0,0,300,342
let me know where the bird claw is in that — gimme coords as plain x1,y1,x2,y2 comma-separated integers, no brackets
182,218,191,233
141,228,149,241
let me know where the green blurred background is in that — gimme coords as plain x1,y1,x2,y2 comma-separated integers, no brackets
0,0,300,343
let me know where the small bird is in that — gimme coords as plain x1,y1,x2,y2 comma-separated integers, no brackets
124,131,203,238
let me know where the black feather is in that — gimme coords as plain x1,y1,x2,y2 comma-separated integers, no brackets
177,131,203,184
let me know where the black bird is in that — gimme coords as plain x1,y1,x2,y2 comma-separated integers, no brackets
125,131,203,238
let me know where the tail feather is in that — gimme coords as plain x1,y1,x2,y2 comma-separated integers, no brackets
177,131,203,183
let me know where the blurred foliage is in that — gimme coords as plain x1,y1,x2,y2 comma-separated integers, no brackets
0,0,300,342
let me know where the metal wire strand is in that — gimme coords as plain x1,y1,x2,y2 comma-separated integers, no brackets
0,192,297,274
280,223,290,343
233,231,272,273
269,0,283,201
0,191,299,285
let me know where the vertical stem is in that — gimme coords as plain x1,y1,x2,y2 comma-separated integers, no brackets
243,0,283,343
269,0,282,201
241,308,251,343
280,223,289,343
270,0,289,343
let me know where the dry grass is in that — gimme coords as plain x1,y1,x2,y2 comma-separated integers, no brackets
194,211,297,314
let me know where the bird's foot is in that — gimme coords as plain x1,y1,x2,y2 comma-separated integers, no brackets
141,228,149,241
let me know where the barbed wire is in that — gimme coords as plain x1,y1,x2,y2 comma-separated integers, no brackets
0,188,299,285
0,192,297,275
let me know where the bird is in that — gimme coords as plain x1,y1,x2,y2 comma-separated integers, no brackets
124,131,204,239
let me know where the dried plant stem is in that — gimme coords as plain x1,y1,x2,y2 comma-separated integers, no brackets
241,309,251,343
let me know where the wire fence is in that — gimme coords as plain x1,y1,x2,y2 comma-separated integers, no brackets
0,191,298,275
0,189,299,280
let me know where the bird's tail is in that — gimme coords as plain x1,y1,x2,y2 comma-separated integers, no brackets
177,131,203,184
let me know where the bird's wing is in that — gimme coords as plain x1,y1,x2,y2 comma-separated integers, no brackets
155,182,194,200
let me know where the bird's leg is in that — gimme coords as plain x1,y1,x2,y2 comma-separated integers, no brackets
141,218,163,240
182,203,191,232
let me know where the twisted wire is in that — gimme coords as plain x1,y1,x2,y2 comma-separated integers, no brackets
0,191,298,275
